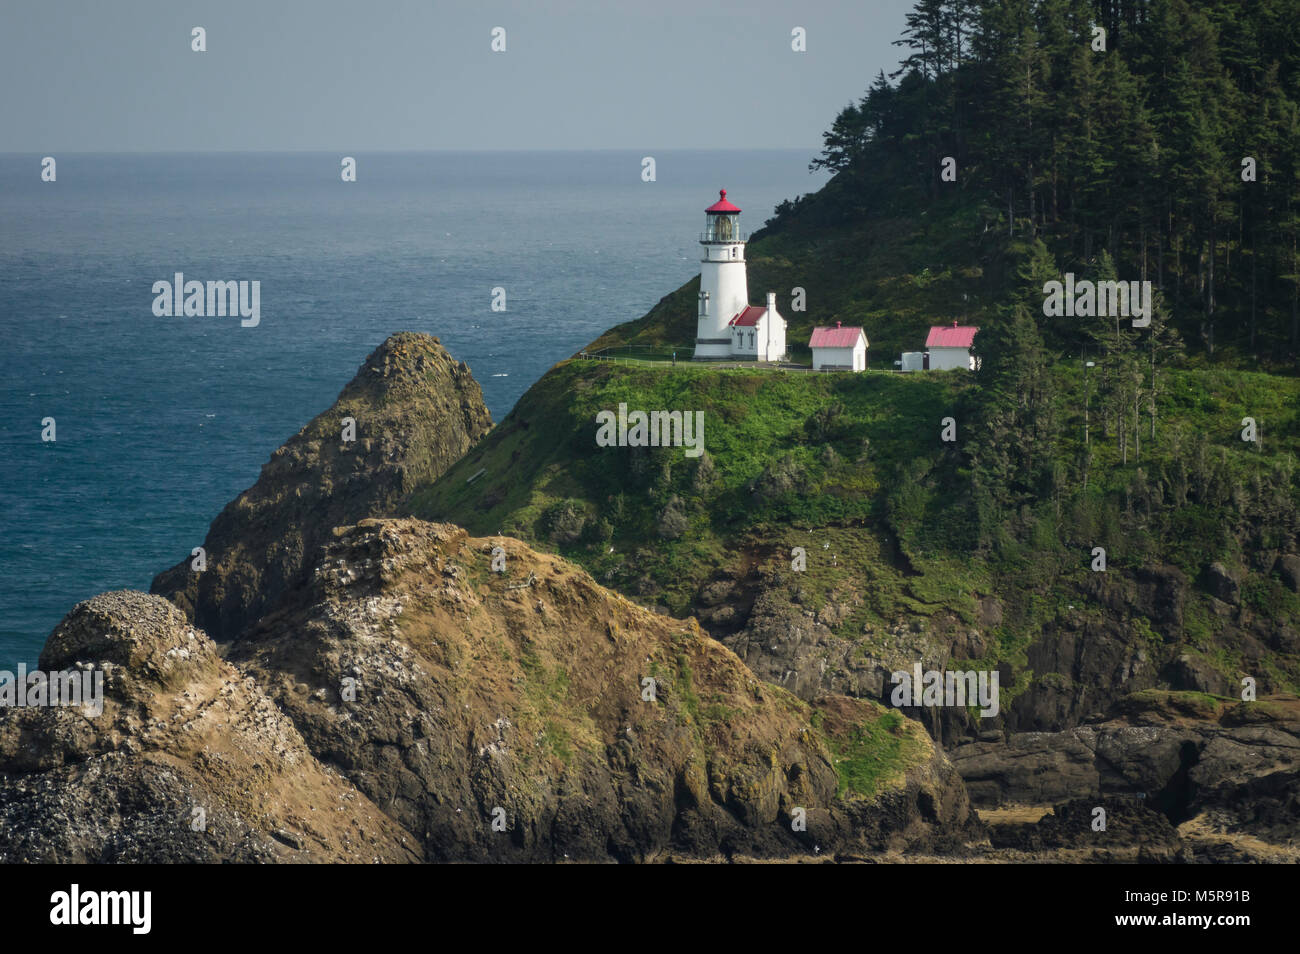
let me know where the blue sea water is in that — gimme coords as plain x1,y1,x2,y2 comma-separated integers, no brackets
0,150,826,663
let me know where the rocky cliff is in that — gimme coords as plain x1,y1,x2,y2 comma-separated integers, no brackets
0,525,979,862
228,517,978,861
12,331,1294,863
0,332,986,863
403,359,1300,762
689,552,1300,747
151,333,492,641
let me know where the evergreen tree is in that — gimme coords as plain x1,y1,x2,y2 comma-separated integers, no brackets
970,238,1060,545
815,0,1300,365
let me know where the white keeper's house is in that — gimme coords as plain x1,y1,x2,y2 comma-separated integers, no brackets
810,321,868,371
693,190,787,362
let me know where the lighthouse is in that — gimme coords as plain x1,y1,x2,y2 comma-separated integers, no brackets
693,190,786,362
694,189,749,360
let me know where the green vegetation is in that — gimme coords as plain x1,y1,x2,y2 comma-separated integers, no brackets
408,351,1300,696
827,709,929,799
1123,688,1232,720
516,645,586,766
408,361,975,618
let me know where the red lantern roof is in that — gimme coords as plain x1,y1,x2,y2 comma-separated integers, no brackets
705,189,741,214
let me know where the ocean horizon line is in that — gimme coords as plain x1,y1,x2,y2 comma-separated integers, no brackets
0,147,820,157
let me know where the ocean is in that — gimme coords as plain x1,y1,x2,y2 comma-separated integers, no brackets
0,150,826,663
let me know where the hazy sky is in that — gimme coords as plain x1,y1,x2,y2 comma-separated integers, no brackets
2,0,914,151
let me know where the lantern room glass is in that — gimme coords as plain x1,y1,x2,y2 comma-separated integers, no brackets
706,213,739,242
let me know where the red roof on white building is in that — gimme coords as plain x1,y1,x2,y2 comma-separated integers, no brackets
705,189,741,213
729,305,767,327
926,322,979,348
809,324,866,349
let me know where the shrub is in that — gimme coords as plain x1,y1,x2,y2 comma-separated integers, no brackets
540,499,587,545
752,452,808,503
657,495,690,540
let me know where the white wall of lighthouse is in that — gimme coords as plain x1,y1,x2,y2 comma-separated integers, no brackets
697,250,748,357
694,190,748,360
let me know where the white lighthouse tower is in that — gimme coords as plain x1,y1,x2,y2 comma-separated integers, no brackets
694,189,749,360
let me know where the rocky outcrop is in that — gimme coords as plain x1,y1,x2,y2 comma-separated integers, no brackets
722,573,881,701
151,333,492,642
986,796,1190,862
724,585,1003,745
719,551,1300,754
1010,615,1162,732
1273,553,1300,593
228,518,980,861
0,525,982,864
0,592,418,863
949,690,1300,858
1202,562,1241,605
715,551,1300,859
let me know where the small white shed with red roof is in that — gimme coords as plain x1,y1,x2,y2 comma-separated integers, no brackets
809,321,868,371
925,321,980,370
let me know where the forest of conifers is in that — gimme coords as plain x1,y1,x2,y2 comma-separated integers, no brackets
799,0,1299,366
